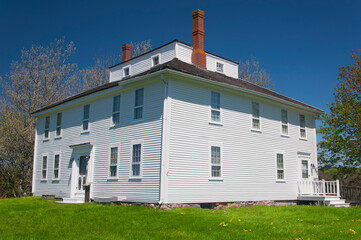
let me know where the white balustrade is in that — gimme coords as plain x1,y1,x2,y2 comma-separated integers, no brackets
297,180,340,197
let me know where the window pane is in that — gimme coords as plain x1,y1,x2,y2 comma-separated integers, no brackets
211,146,220,164
134,107,143,120
42,156,47,169
211,92,220,109
299,115,305,128
83,120,89,131
282,125,288,134
211,166,221,177
300,129,306,138
110,147,118,164
211,110,220,122
54,169,59,179
42,170,46,179
277,154,283,168
252,102,259,118
113,96,120,112
252,119,260,129
277,170,284,180
110,166,117,177
57,113,62,126
132,164,140,176
302,160,308,178
132,144,141,163
124,67,130,76
112,113,120,125
83,105,90,119
45,117,50,129
54,155,59,168
216,62,223,72
153,56,159,66
44,130,49,139
135,88,144,107
79,156,87,175
56,127,61,136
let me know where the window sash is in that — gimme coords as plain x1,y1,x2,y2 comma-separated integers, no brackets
152,56,159,66
56,113,62,136
53,154,60,179
44,116,50,138
42,156,47,179
211,92,220,122
124,67,130,76
281,110,288,134
83,105,90,131
216,62,224,72
131,144,141,177
299,114,306,138
252,102,260,129
109,147,118,177
211,146,221,178
277,154,284,180
112,95,121,125
134,89,144,120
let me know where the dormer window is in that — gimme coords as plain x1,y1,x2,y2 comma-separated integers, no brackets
216,62,224,73
152,55,160,66
123,67,130,77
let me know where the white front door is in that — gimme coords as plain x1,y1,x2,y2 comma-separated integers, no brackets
75,155,89,195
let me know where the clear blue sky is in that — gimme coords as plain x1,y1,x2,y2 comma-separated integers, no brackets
1,0,360,115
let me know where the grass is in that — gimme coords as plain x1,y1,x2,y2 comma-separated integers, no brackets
0,197,360,240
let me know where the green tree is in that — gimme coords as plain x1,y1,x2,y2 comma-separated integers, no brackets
318,51,361,169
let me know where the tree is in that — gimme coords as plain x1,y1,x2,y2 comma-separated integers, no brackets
239,56,274,90
0,38,78,198
130,40,152,58
318,50,361,170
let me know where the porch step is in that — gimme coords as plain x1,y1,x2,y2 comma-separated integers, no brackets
324,198,350,207
57,197,85,204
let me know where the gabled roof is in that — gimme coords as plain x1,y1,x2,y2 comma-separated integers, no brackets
32,58,323,115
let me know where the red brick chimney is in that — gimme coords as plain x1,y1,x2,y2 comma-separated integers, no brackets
192,9,206,69
122,44,132,62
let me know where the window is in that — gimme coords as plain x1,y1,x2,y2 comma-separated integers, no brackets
124,67,130,77
211,91,220,122
56,113,62,137
44,116,50,139
42,155,48,180
216,62,224,73
112,95,121,125
83,104,90,131
276,154,284,180
302,160,309,178
109,147,118,177
131,144,142,177
252,102,260,129
299,114,306,138
211,146,221,178
281,109,288,135
134,88,144,120
53,154,60,180
152,55,159,66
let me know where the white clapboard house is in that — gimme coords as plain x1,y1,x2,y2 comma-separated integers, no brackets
31,10,347,206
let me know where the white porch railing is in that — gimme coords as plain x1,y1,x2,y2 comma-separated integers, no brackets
297,180,340,197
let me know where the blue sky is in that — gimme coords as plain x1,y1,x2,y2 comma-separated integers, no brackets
1,0,360,116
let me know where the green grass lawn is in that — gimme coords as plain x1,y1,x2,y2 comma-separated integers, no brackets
0,197,360,240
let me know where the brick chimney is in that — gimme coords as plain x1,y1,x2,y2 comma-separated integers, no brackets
192,9,206,69
122,44,132,62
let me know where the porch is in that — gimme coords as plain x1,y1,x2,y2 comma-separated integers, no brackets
297,180,349,207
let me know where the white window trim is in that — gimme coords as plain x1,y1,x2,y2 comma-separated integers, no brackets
129,140,144,179
250,101,262,132
151,54,161,67
280,109,289,137
53,152,61,180
55,112,62,138
110,95,121,127
133,88,144,121
108,144,119,179
216,61,224,73
123,65,131,78
81,104,90,133
299,114,307,140
275,151,285,182
209,142,223,180
44,116,50,141
209,91,222,125
41,153,49,181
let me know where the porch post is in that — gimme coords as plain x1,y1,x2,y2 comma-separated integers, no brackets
336,179,340,197
322,179,326,197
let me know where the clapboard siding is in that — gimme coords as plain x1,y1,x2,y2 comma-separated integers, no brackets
33,80,164,203
109,43,176,82
166,78,317,203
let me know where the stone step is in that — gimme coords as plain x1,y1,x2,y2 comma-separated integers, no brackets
57,197,84,204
